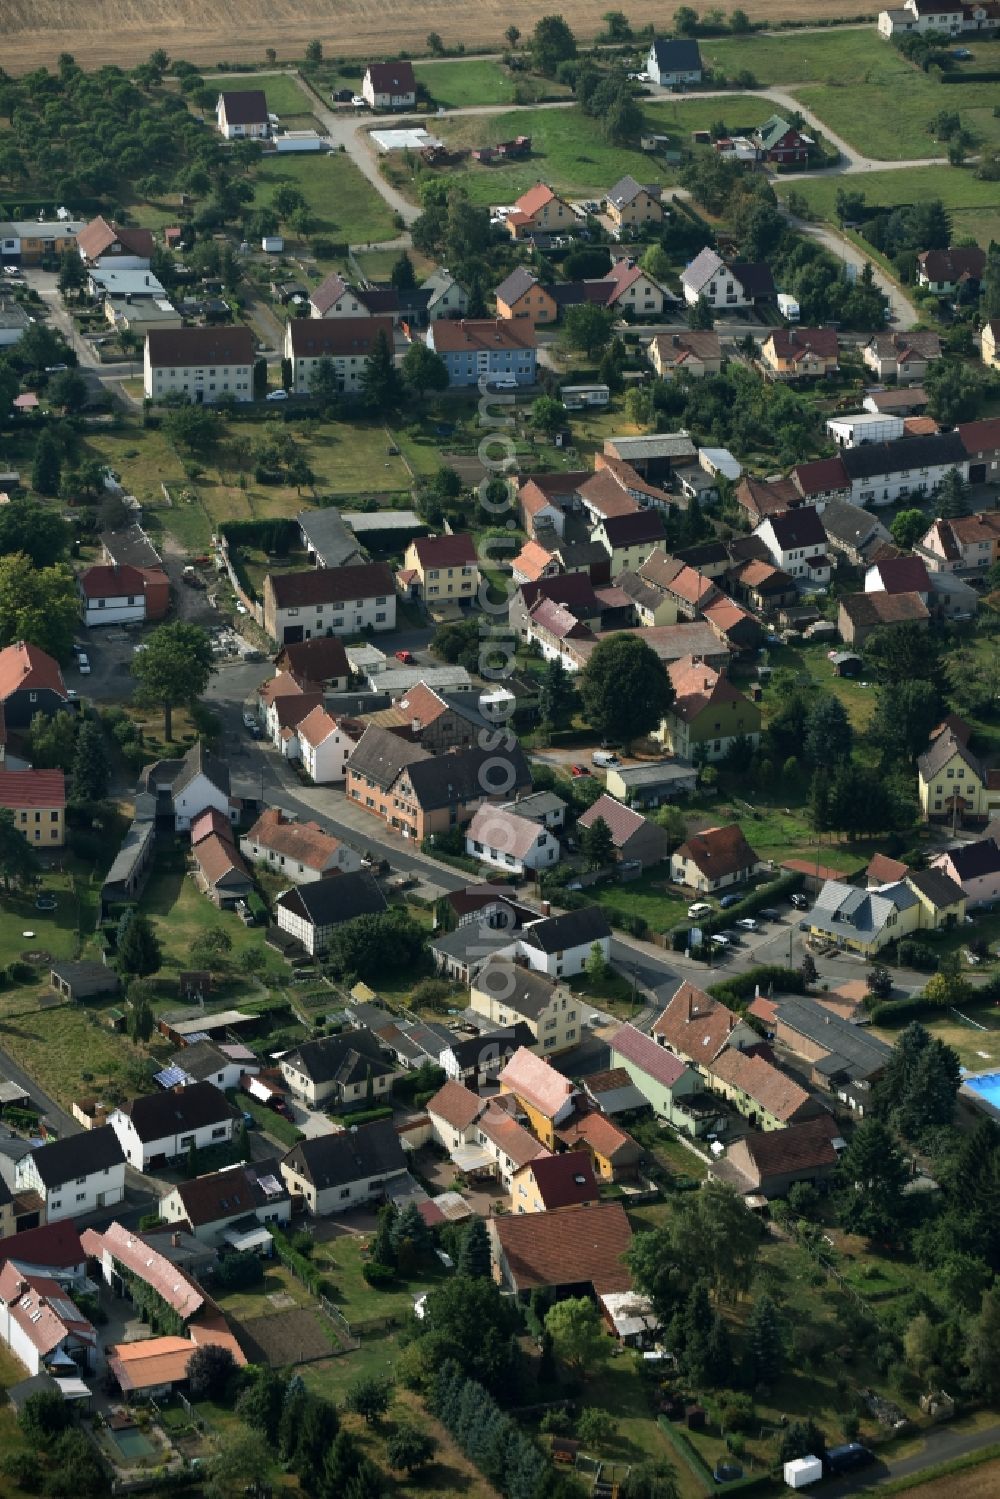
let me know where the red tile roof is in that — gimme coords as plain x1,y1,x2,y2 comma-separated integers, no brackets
709,1048,811,1122
667,657,747,724
190,808,234,847
286,315,394,359
611,1022,688,1087
652,982,744,1063
366,60,416,94
244,807,343,871
513,539,557,581
956,416,1000,456
409,533,478,569
430,318,536,354
80,564,148,600
0,768,66,810
867,852,910,885
88,1222,204,1317
491,1201,633,1293
556,1109,639,1162
267,562,394,609
427,1079,487,1132
869,557,931,594
146,326,254,369
0,1219,83,1271
674,822,760,881
577,793,647,849
514,182,560,217
478,1105,550,1169
0,641,66,702
194,833,249,888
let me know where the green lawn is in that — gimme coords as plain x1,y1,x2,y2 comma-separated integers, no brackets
206,71,315,120
0,1005,163,1111
796,75,1000,160
214,1263,317,1321
701,26,892,87
310,1233,447,1325
589,870,690,936
779,163,1000,229
412,58,520,109
142,855,289,986
875,998,1000,1071
0,869,87,971
642,93,778,141
254,152,397,246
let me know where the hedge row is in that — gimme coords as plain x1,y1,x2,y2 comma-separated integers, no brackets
707,965,807,1009
219,517,300,552
940,70,1000,82
672,871,805,946
269,1225,334,1299
870,971,1000,1026
335,1104,394,1127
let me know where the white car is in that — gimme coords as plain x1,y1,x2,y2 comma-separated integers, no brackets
735,918,758,931
709,934,730,948
77,653,91,675
351,94,367,107
265,389,288,401
688,902,712,919
242,712,258,730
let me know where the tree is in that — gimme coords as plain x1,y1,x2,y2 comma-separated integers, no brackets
531,14,577,73
0,810,40,892
730,7,751,30
891,508,928,549
30,430,61,496
29,710,77,771
58,251,86,295
325,908,426,984
131,621,215,740
419,1274,523,1395
869,679,942,764
579,634,673,749
505,24,521,47
539,656,576,730
531,394,567,434
745,1293,783,1390
863,620,941,687
966,1286,1000,1400
391,252,416,289
386,1424,435,1475
562,302,615,357
688,294,714,330
621,1460,682,1499
455,1217,490,1279
577,1407,615,1446
307,356,341,407
836,1117,908,1245
0,496,69,567
799,952,817,987
305,39,323,62
72,717,110,801
187,1343,237,1400
19,1389,70,1446
582,814,614,870
361,328,403,411
116,912,162,978
0,554,79,662
545,1296,610,1374
205,1427,274,1499
937,465,970,519
401,340,448,400
128,987,154,1045
345,1374,393,1425
675,6,700,35
162,404,222,456
867,964,892,1001
804,696,852,768
48,368,88,413
190,927,233,970
585,939,609,983
875,1020,961,1138
779,1419,827,1465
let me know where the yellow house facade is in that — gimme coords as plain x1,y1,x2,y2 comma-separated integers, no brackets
917,730,1000,823
470,960,580,1056
982,319,1000,371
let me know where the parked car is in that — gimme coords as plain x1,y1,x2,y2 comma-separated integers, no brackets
758,908,781,921
394,649,414,664
265,389,289,401
77,653,91,675
571,764,589,777
242,712,258,730
709,934,730,948
826,1445,875,1476
719,893,742,910
235,899,255,927
790,892,810,911
735,918,758,931
592,750,619,768
688,902,713,919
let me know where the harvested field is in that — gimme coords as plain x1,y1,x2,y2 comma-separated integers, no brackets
2,2,868,76
895,1457,1000,1496
234,1306,339,1367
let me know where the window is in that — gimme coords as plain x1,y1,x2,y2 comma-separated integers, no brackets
211,1126,227,1139
340,1186,351,1199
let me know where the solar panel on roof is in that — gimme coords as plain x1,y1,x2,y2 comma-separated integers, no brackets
257,1174,282,1197
153,1065,191,1089
182,1031,210,1043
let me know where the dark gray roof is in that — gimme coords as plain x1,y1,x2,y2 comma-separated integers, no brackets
521,906,611,955
27,1124,125,1189
429,924,518,969
495,267,539,305
297,508,365,569
906,866,966,909
283,1119,406,1190
917,730,982,783
122,1081,239,1142
447,1023,535,1071
100,525,162,570
943,838,1000,881
402,742,532,811
820,498,885,549
762,505,826,548
841,432,966,481
166,1039,232,1083
775,995,890,1080
731,261,776,300
650,37,702,71
607,175,655,210
102,818,155,895
346,724,430,790
283,1029,394,1086
175,740,230,799
49,959,120,995
276,870,387,928
474,958,559,1020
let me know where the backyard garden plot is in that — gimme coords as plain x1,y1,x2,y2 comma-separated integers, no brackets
235,1304,341,1366
0,1005,162,1109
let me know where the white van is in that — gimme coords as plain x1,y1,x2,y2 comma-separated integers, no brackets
687,902,712,919
592,750,620,768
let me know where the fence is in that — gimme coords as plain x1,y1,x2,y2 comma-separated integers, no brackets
319,1294,361,1350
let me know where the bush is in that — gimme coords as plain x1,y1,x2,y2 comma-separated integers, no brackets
215,1251,265,1293
337,1104,393,1127
248,893,268,924
362,1259,395,1288
897,940,938,971
708,965,807,1008
0,1451,42,1493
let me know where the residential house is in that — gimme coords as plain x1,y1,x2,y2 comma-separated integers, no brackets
426,318,537,386
257,674,323,751
191,823,252,907
610,1022,715,1136
297,706,356,784
877,0,967,38
906,865,968,928
605,760,697,807
505,182,575,240
511,539,559,585
839,431,967,507
652,980,757,1071
76,215,154,269
557,1106,643,1180
647,37,703,86
648,329,723,379
0,770,65,848
426,1080,489,1155
709,1048,818,1130
867,852,911,888
735,474,803,525
838,590,930,647
863,331,942,384
274,871,387,957
276,635,350,690
441,1024,536,1087
80,563,169,627
284,315,394,394
391,681,490,752
308,273,371,318
753,114,812,164
262,561,396,644
477,1103,551,1186
423,268,469,321
109,1083,239,1171
728,557,798,613
920,512,1000,573
932,837,1000,907
0,641,68,728
606,176,664,232
504,790,567,831
671,823,764,892
143,325,254,403
510,1153,597,1214
918,721,1000,824
141,740,233,834
494,268,558,324
402,533,479,604
590,509,665,575
711,1116,841,1198
362,61,417,109
818,497,892,567
0,1264,96,1377
297,509,365,571
865,555,931,598
488,1201,634,1297
603,257,672,318
916,245,985,294
518,906,612,979
241,807,360,883
163,1038,257,1095
576,794,671,870
216,90,269,138
279,1030,395,1109
465,804,561,874
957,416,1000,485
680,248,775,309
657,656,761,763
470,958,581,1056
803,877,919,957
753,506,830,584
761,326,839,379
159,1160,291,1248
14,1126,125,1223
498,1046,578,1148
772,994,891,1111
344,724,431,827
281,1121,408,1215
982,318,1000,371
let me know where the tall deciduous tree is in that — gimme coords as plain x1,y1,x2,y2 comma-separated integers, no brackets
131,621,214,740
561,302,615,357
531,14,577,73
0,810,39,891
0,497,69,567
0,555,79,661
869,679,942,764
579,633,673,749
401,341,448,401
544,1296,609,1373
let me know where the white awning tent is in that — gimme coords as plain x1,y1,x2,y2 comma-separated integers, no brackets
451,1143,493,1174
371,128,443,152
222,1223,274,1255
54,1376,91,1402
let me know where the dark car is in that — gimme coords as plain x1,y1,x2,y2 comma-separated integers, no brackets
719,893,742,910
826,1444,875,1476
758,908,781,921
